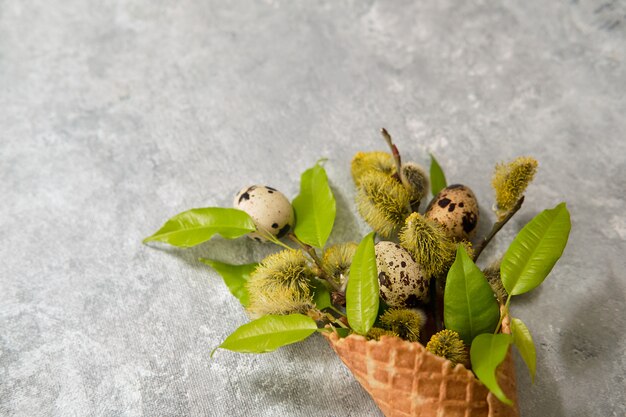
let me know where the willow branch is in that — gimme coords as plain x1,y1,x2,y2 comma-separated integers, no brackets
381,128,415,213
473,196,525,262
381,128,404,180
286,233,340,291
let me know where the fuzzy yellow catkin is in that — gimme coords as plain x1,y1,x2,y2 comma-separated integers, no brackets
426,330,468,366
322,242,358,287
351,151,396,187
366,327,399,341
246,250,315,318
459,240,474,260
492,157,538,218
398,212,457,278
379,308,425,343
401,162,429,204
356,172,411,238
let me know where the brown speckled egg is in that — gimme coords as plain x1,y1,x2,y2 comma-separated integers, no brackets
233,185,294,242
425,184,479,241
375,241,430,307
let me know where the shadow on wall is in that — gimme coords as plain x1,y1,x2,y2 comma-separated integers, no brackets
141,228,282,271
242,335,382,417
558,267,625,416
517,357,566,417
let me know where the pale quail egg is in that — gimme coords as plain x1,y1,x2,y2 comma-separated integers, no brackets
233,185,294,242
425,184,479,241
375,241,429,307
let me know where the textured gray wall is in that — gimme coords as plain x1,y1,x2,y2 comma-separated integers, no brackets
1,1,625,416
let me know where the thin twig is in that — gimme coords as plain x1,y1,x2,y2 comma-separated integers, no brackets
380,128,414,214
328,305,347,318
286,233,323,265
286,233,341,291
259,228,295,251
381,128,404,180
473,196,525,262
328,315,349,329
494,297,511,334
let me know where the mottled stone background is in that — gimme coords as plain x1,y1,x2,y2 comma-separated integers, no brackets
1,1,625,416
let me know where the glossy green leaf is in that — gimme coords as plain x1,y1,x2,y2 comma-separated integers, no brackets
430,154,447,196
292,161,336,248
511,317,536,382
199,259,257,307
444,246,500,344
471,333,513,405
214,314,318,355
346,232,379,335
312,279,332,310
143,208,256,247
501,203,571,295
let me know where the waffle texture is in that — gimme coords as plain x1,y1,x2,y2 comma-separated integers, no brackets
324,331,519,417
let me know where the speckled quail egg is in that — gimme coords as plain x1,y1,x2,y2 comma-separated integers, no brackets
233,185,295,242
375,241,430,307
425,184,479,241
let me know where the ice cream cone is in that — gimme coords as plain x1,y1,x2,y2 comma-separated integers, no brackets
324,327,519,417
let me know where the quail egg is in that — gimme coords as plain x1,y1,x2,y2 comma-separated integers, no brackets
375,241,429,307
425,184,479,241
233,185,294,242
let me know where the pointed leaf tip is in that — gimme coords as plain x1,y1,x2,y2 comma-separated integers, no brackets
511,318,536,383
200,259,257,307
217,314,318,354
430,154,447,196
144,207,256,248
501,202,571,295
471,333,513,405
292,162,336,248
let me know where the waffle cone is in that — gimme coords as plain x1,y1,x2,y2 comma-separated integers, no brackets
324,325,519,417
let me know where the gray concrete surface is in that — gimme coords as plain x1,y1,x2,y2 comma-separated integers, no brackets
1,1,625,416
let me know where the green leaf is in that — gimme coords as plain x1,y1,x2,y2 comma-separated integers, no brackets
333,328,351,338
214,314,318,355
501,203,571,295
444,246,500,344
199,259,257,307
311,279,332,310
143,208,256,248
430,154,447,195
471,333,513,405
346,232,379,335
510,317,536,382
292,161,336,248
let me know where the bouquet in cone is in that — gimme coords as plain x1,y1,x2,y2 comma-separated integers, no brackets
324,312,518,417
144,130,571,416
